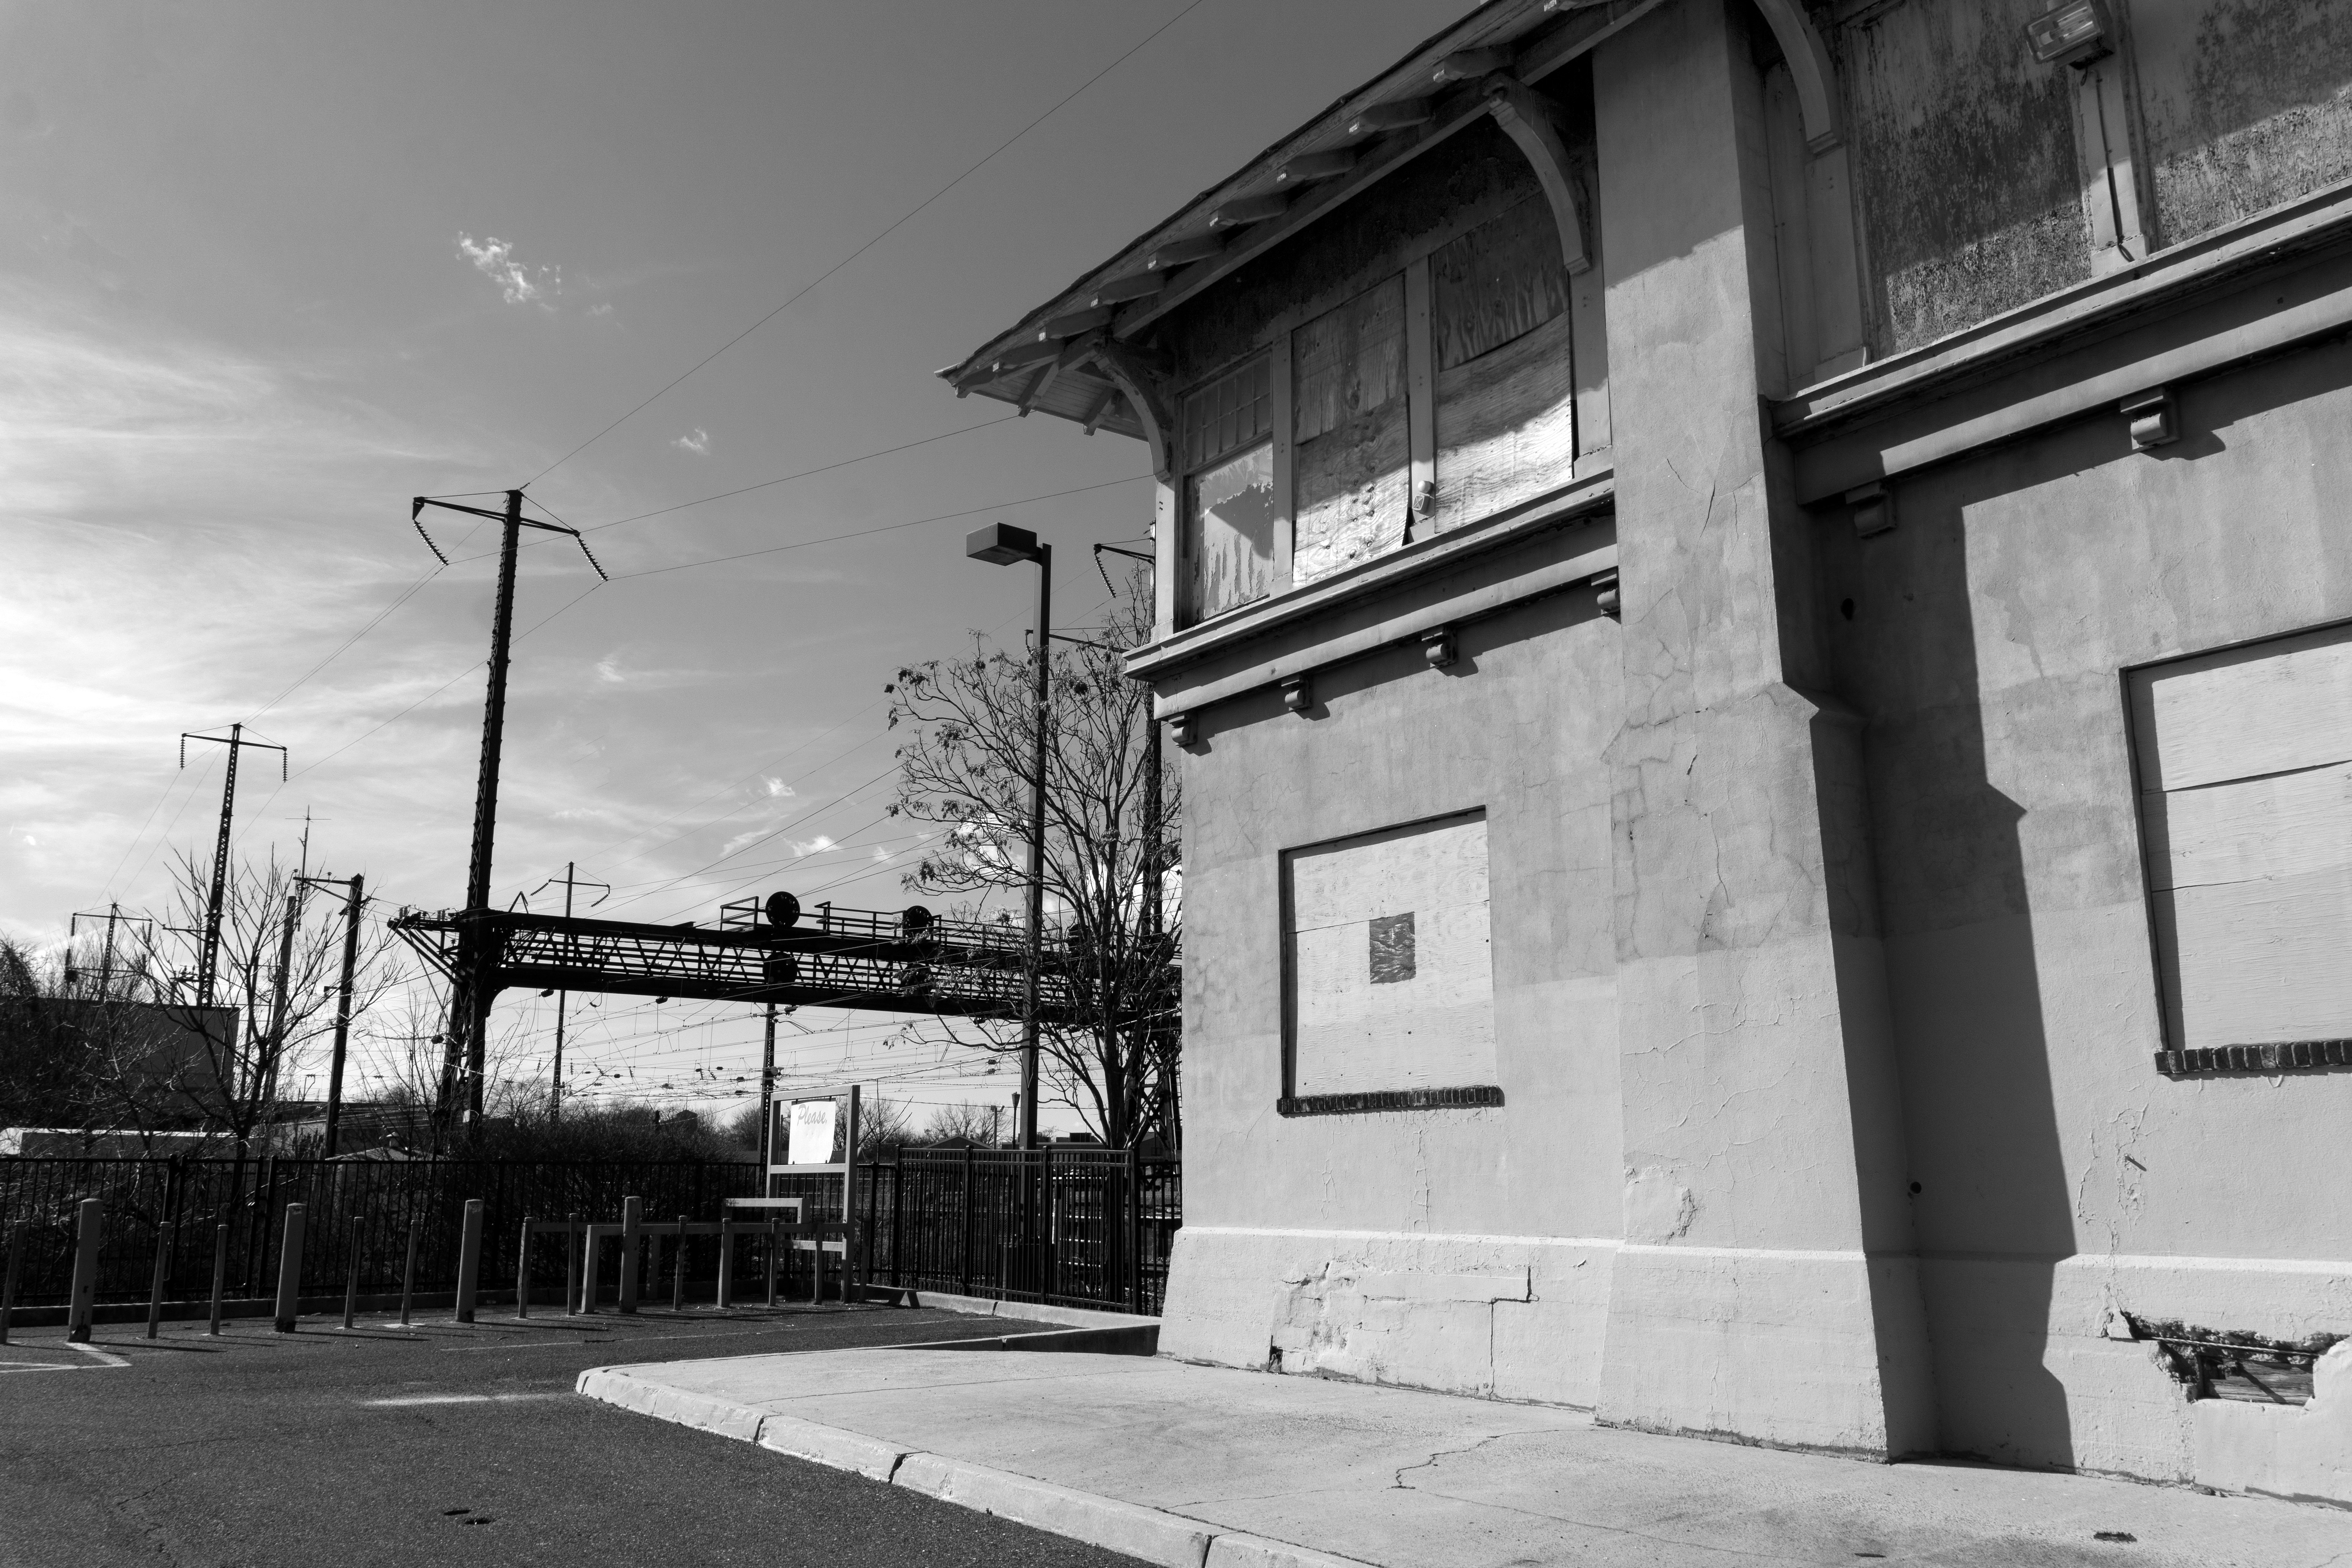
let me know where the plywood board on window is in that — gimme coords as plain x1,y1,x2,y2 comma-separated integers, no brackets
1429,309,1577,536
1285,813,1497,1099
2131,626,2352,791
1431,195,1570,372
2131,622,2352,1052
1293,277,1408,586
1189,442,1275,620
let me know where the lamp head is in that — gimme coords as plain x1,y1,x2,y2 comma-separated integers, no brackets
966,522,1042,565
2025,0,2109,65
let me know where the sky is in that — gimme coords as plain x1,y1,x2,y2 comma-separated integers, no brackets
0,0,1476,1132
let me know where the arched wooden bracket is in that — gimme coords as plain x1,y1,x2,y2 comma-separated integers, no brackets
1481,75,1590,277
1753,0,1841,152
1087,340,1177,480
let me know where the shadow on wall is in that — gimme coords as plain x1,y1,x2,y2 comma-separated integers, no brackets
1836,466,2077,1468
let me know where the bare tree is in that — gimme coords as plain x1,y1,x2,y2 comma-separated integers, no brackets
128,849,405,1155
886,567,1180,1147
915,1101,1005,1147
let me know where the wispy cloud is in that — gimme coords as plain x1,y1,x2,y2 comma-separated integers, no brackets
455,232,560,309
763,778,794,799
671,428,710,456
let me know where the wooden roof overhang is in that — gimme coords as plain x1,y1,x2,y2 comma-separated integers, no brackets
937,0,1672,472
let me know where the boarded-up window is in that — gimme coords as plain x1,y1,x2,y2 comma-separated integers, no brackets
1284,812,1497,1100
2131,0,2352,249
2130,624,2352,1054
1181,355,1274,621
1293,276,1409,586
1428,197,1577,534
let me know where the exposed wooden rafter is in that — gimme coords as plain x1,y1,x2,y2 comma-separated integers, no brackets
1105,0,1664,343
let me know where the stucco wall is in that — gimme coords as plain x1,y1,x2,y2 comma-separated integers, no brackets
1819,332,2352,1476
1158,582,1624,1406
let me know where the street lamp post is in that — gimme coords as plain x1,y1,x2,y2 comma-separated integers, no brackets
965,522,1051,1152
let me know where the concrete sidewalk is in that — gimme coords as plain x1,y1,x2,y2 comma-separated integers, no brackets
578,1345,2351,1567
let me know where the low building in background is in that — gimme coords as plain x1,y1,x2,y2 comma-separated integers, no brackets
942,0,2352,1505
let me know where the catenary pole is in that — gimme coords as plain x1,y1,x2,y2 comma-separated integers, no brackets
312,873,364,1158
444,488,524,1126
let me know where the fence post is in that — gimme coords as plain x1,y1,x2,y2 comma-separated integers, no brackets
454,1199,485,1324
891,1160,904,1291
399,1218,419,1326
960,1147,975,1298
671,1215,686,1312
0,1223,23,1345
717,1220,734,1311
208,1224,228,1335
617,1196,641,1314
273,1202,305,1333
515,1214,533,1320
1127,1149,1143,1313
145,1220,170,1339
343,1215,363,1329
67,1198,104,1343
765,1218,779,1308
564,1212,581,1316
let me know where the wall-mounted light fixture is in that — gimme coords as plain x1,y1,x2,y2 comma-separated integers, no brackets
1592,568,1621,619
1168,712,1198,748
2025,0,2110,66
1421,627,1457,668
1281,674,1314,712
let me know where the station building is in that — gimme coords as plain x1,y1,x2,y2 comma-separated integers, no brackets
941,0,2352,1501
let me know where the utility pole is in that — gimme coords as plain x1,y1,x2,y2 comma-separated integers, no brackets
410,490,606,1133
67,904,152,998
528,862,606,1123
178,725,287,1007
298,873,365,1158
759,1004,778,1171
260,887,302,1114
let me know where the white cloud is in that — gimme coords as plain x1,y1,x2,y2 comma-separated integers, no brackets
455,232,560,309
789,835,835,858
763,777,794,799
671,428,711,456
594,657,624,684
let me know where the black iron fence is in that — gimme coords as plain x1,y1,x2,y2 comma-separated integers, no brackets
1,1148,1181,1317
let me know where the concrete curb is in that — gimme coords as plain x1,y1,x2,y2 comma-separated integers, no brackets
886,1288,1163,1334
576,1365,1377,1568
889,1323,1160,1355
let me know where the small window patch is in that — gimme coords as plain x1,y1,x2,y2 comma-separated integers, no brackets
1368,912,1416,983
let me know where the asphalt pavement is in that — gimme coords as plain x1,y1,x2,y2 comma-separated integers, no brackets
0,1302,1149,1568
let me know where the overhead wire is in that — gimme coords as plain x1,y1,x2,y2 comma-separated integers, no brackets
524,0,1212,484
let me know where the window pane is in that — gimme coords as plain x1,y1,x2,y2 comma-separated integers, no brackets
1188,440,1275,620
1180,355,1271,473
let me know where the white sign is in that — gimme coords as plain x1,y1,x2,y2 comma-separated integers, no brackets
785,1099,838,1166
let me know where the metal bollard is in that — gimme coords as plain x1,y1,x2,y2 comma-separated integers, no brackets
1,1223,24,1345
454,1199,485,1324
617,1196,642,1315
67,1199,103,1343
273,1203,306,1332
717,1221,734,1311
342,1215,363,1329
145,1222,170,1339
208,1224,229,1336
765,1218,780,1308
398,1218,419,1327
515,1213,533,1320
563,1212,580,1316
672,1214,687,1312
